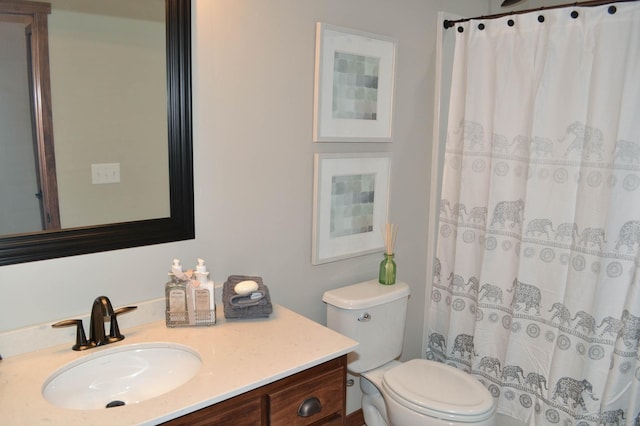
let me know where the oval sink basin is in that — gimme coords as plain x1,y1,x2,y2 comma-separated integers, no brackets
42,342,201,410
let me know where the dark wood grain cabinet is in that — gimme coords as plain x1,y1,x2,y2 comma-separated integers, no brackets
162,355,347,426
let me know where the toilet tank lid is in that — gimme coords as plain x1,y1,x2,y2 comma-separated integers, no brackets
322,280,410,310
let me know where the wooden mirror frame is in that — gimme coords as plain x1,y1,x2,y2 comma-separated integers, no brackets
0,0,194,266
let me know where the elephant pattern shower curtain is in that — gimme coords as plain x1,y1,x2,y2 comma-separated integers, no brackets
425,3,640,425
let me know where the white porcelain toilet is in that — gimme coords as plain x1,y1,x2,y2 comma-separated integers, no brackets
323,280,496,426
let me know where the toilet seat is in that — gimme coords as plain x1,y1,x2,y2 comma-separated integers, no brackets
381,359,495,422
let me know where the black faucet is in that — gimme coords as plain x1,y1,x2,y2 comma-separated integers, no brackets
90,296,116,346
52,296,137,351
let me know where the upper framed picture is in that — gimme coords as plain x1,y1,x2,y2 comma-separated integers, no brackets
313,23,397,142
312,153,391,265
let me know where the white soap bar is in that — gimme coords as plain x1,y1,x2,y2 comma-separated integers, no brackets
234,280,259,296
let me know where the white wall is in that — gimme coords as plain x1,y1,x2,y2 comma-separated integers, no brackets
490,0,569,13
0,0,491,369
191,0,490,363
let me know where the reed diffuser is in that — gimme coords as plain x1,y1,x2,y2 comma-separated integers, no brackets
379,223,398,285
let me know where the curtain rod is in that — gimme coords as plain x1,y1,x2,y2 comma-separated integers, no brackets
443,0,638,28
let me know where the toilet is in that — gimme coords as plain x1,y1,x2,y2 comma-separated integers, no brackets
323,280,496,426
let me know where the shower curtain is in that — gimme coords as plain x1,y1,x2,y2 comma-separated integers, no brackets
425,2,640,425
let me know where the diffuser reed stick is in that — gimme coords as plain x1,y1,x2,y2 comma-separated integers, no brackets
384,223,398,255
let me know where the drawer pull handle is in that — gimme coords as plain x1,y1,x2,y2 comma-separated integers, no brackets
297,396,322,417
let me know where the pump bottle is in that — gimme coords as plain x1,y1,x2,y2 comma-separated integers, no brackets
165,258,189,325
193,258,215,324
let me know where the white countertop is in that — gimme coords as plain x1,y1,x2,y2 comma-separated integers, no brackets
0,304,358,425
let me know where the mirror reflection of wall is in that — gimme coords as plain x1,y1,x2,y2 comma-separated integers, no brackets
0,19,44,235
0,0,169,235
50,0,169,228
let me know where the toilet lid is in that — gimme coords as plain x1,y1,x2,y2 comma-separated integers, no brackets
382,359,495,421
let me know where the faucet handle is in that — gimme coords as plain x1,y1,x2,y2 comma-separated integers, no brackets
52,319,94,351
114,306,138,316
108,306,138,342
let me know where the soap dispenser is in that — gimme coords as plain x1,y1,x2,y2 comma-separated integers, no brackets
193,258,215,325
166,258,189,326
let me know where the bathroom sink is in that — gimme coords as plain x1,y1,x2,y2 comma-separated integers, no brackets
42,342,202,410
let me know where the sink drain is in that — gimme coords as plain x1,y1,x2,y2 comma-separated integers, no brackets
106,400,126,408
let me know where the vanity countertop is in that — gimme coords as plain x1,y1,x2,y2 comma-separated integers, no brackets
0,304,358,425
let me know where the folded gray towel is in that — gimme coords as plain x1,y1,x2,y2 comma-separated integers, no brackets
230,291,265,307
223,275,273,319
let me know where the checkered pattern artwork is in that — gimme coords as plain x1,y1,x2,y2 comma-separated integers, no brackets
330,173,375,238
332,52,379,120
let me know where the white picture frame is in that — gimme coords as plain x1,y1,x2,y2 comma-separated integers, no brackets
312,153,391,265
313,23,397,142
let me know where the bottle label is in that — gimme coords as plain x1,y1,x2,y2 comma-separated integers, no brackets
169,288,186,312
194,288,211,311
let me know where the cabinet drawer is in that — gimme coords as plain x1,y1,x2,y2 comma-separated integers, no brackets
268,368,343,425
161,391,263,426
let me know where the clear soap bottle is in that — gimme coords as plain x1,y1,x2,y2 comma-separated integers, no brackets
166,258,189,326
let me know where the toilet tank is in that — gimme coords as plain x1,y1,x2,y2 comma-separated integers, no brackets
323,280,410,374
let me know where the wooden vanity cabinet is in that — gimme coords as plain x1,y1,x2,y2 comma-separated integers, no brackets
162,355,347,426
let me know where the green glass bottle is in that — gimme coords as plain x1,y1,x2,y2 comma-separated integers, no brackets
378,253,396,285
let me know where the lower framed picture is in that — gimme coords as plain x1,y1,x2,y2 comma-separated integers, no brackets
312,153,391,265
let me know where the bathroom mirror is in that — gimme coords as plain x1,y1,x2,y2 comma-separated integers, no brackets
0,0,193,266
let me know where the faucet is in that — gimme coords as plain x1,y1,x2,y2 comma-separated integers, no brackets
90,296,116,346
52,296,137,351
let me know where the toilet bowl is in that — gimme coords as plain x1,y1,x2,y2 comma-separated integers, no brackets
374,359,495,425
359,361,397,425
323,280,496,426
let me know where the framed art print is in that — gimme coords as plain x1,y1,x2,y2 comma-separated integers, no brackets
312,153,391,264
313,23,397,142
